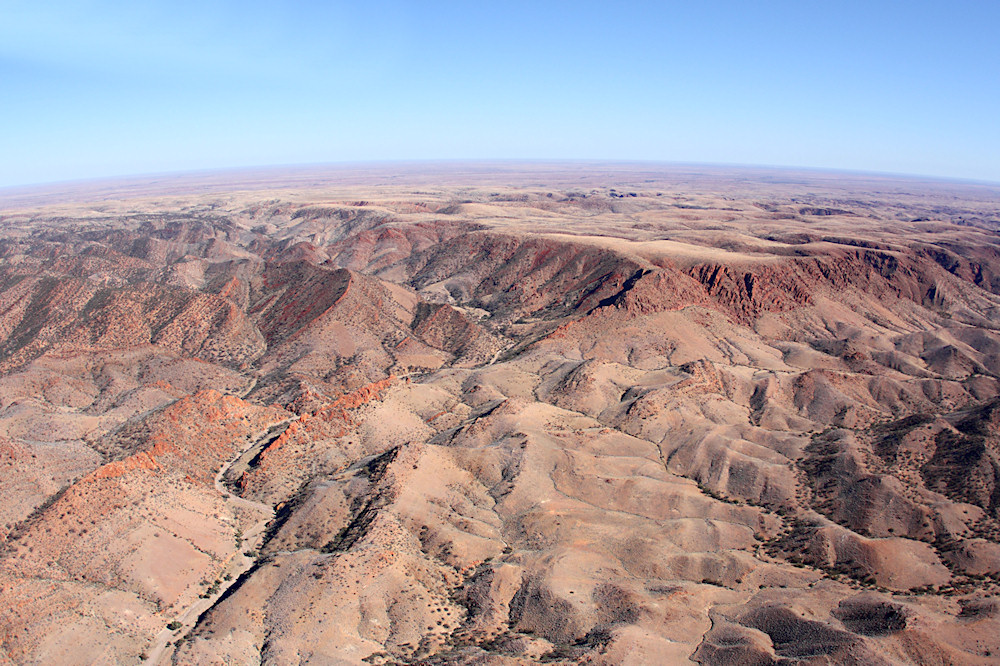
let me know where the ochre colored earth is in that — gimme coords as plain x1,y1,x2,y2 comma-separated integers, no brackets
1,164,1000,664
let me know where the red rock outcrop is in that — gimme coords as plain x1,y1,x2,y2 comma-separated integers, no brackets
2,170,1000,664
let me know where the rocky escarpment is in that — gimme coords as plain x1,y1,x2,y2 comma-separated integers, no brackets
1,172,1000,664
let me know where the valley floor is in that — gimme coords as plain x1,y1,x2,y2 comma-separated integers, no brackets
1,165,999,664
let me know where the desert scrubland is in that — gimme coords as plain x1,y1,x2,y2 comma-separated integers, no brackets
1,164,1000,664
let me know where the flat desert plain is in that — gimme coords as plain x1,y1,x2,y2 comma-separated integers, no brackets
1,163,1000,664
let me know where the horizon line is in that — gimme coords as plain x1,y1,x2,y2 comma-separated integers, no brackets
2,159,999,211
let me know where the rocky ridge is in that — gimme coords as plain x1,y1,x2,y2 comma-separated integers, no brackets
0,167,999,664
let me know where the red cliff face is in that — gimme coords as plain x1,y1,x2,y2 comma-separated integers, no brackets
95,389,289,487
237,377,396,503
4,176,1000,665
594,267,715,316
689,262,814,322
680,248,959,325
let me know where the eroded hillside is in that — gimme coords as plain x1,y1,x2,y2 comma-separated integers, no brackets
2,166,1000,664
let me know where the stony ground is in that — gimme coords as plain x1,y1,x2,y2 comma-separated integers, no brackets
1,164,1000,664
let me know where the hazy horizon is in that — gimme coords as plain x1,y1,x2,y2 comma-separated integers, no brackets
4,159,1000,193
3,2,999,187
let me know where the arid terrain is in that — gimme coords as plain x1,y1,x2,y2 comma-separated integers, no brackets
2,163,1000,664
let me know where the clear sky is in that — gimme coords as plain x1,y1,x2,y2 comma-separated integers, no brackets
2,1,999,187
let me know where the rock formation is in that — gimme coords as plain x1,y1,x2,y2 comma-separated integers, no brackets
0,165,999,664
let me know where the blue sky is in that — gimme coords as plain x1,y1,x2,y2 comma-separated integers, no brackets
2,1,998,186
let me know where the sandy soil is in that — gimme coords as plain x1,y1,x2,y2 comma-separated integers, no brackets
0,163,999,664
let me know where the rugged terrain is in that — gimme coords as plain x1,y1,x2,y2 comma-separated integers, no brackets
2,163,1000,664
